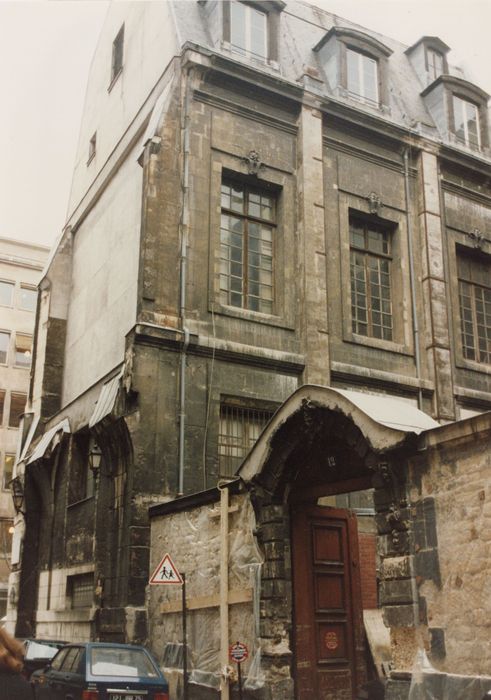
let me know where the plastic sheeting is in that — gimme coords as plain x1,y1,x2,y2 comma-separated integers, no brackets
151,494,264,691
408,650,491,700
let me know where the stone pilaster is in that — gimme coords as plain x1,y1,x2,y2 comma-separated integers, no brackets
296,105,330,385
418,151,455,421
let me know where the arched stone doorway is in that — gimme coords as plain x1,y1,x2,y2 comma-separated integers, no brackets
239,386,438,700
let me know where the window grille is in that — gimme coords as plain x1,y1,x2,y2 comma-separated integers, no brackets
458,253,491,364
69,573,94,609
218,403,274,476
350,216,393,341
220,180,275,314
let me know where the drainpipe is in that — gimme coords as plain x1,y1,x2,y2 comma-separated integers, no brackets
403,148,423,410
218,481,230,700
177,64,193,496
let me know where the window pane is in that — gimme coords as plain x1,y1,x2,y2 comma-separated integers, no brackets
350,217,393,340
220,180,275,312
363,55,378,103
0,281,14,307
0,332,9,365
8,393,26,428
347,49,361,96
19,286,37,312
91,647,158,678
459,257,491,363
15,335,32,368
249,6,267,58
454,95,480,148
230,1,247,54
3,454,14,490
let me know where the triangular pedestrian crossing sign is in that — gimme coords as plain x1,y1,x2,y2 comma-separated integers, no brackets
149,553,183,585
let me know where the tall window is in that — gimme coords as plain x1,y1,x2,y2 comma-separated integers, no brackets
218,402,274,476
110,25,124,85
230,1,268,59
0,332,10,365
220,180,275,313
453,96,480,149
19,285,37,312
0,281,14,307
350,216,393,341
14,334,32,368
8,393,26,428
0,391,4,424
458,253,491,364
427,49,444,81
347,48,379,104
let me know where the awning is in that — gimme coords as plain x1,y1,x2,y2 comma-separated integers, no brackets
89,370,123,429
239,385,440,483
26,418,71,465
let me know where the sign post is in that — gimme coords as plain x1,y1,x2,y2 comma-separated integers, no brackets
229,641,249,700
149,554,188,700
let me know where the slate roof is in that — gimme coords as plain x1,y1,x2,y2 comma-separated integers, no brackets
170,0,478,138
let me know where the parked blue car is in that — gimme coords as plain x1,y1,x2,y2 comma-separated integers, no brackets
31,642,169,700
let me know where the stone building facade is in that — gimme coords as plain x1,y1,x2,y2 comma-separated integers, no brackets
7,1,491,697
0,237,48,616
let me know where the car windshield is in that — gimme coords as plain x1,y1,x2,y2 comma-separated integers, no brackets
90,647,159,678
25,642,62,660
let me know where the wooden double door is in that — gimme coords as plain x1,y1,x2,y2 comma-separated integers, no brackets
291,504,366,700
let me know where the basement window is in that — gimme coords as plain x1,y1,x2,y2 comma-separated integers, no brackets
67,573,94,609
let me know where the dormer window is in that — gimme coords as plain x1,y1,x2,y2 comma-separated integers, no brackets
222,2,284,64
347,48,379,105
453,96,480,149
427,48,444,81
230,1,267,58
421,75,488,153
314,27,392,110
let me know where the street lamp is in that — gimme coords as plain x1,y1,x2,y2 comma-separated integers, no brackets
88,442,103,475
10,477,25,515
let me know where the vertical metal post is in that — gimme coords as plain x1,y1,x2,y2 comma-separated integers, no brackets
219,485,230,700
182,572,188,700
237,661,243,700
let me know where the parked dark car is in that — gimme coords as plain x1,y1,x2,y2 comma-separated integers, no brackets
22,639,67,679
31,642,169,699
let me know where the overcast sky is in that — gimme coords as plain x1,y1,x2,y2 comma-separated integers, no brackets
1,0,490,249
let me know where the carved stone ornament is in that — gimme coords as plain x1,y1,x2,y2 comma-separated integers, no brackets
467,228,484,249
367,192,384,216
242,150,264,176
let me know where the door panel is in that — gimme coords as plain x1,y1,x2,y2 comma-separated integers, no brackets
292,505,366,700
